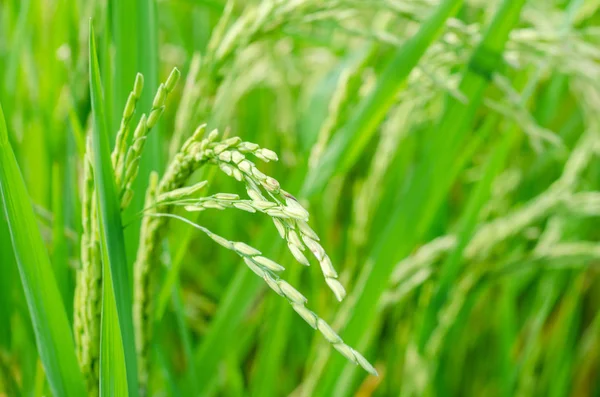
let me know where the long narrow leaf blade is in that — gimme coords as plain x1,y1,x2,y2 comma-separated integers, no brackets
89,21,139,397
123,0,162,283
0,102,86,397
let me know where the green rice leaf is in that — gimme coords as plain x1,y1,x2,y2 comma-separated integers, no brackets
89,21,139,397
123,0,162,284
0,102,86,397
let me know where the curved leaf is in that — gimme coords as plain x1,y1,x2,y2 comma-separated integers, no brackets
0,102,86,397
89,21,139,397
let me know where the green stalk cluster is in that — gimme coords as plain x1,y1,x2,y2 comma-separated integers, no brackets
74,68,180,395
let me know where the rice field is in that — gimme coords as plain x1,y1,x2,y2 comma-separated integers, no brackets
1,0,600,396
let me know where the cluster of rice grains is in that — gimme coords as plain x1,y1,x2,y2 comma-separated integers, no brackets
74,68,376,395
137,127,377,383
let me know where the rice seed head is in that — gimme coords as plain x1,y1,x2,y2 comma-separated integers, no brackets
186,180,209,195
123,93,137,120
75,148,102,391
253,256,285,272
159,180,208,201
184,205,205,212
131,135,147,153
297,220,319,241
152,84,167,109
263,177,280,192
247,188,264,201
210,234,234,249
130,125,380,381
334,343,356,362
112,71,149,186
286,196,308,213
202,201,226,210
353,350,378,376
133,114,148,140
233,202,257,213
254,152,268,162
263,274,284,296
213,143,229,155
238,160,253,174
288,243,310,266
243,257,266,278
232,168,243,181
124,156,141,184
250,168,265,182
147,106,165,128
208,129,219,142
182,124,206,152
195,151,208,163
319,255,338,278
283,195,309,219
252,200,276,210
288,230,304,250
165,67,181,92
292,304,318,329
218,150,232,162
223,137,242,147
231,151,245,164
238,142,259,152
121,189,134,210
273,218,286,238
278,280,307,304
303,236,325,260
265,208,289,218
219,163,234,176
133,73,144,98
283,206,309,220
233,242,261,256
258,148,278,161
325,278,346,302
214,193,239,200
317,319,343,344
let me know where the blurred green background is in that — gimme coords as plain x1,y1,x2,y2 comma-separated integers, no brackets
1,0,600,395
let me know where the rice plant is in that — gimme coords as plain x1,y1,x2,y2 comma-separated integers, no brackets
1,0,600,396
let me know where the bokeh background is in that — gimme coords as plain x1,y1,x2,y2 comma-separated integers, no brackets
1,0,600,395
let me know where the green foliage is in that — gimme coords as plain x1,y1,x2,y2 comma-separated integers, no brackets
0,103,86,396
89,23,139,397
1,0,600,396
